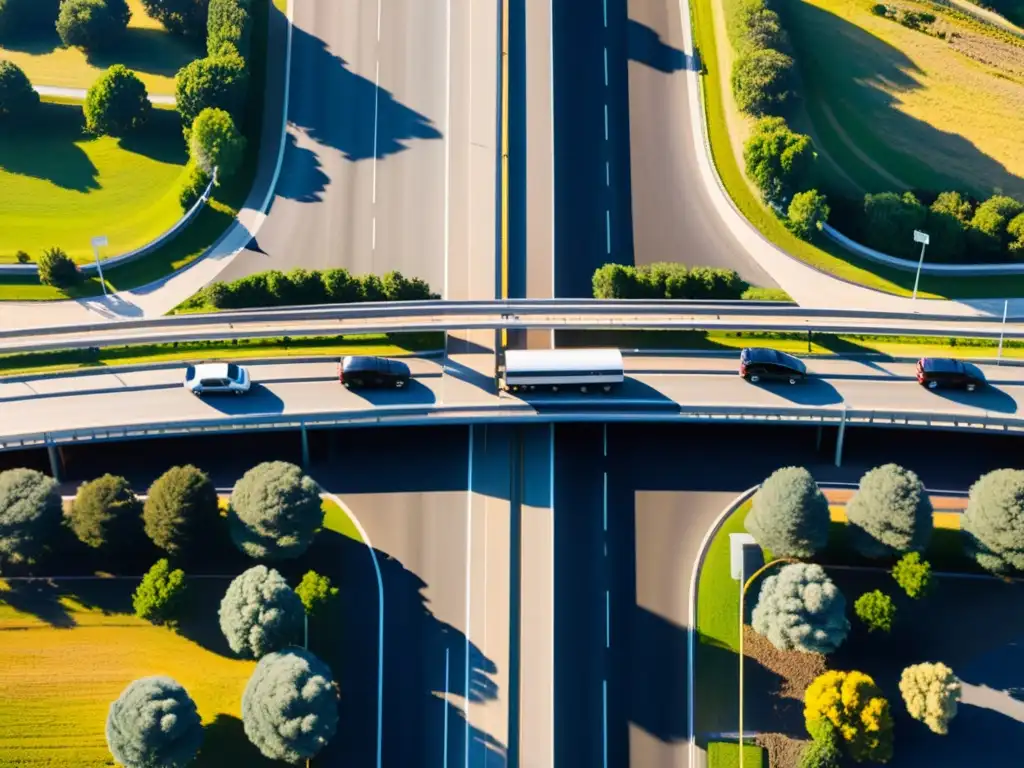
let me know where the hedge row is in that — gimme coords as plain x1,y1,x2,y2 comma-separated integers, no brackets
727,0,799,117
592,262,751,300
207,0,251,59
192,267,439,309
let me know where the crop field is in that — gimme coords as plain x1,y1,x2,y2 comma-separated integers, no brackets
785,0,1024,198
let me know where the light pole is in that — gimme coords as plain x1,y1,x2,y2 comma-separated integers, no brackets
91,235,109,297
997,299,1009,364
911,229,930,301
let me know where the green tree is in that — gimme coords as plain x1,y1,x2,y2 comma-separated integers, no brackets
139,0,208,36
242,649,339,763
175,49,248,128
0,0,61,39
219,565,304,658
745,466,830,558
37,246,81,288
1007,212,1024,256
132,558,187,624
862,191,927,259
69,474,143,551
743,116,815,206
891,551,934,599
787,189,830,240
84,64,151,136
899,662,961,735
799,719,842,768
143,465,219,558
962,468,1024,574
56,0,129,51
188,106,246,178
969,195,1024,258
0,468,61,570
928,191,973,261
732,47,797,116
105,676,203,768
846,463,933,558
228,461,323,560
320,268,360,303
0,59,39,122
177,161,211,210
207,0,250,57
296,570,339,616
853,589,896,633
592,263,638,298
805,670,893,763
743,7,789,51
752,563,850,654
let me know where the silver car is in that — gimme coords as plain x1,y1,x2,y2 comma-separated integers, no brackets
184,362,251,396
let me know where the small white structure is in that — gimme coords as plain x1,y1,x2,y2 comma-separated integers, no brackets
729,532,759,581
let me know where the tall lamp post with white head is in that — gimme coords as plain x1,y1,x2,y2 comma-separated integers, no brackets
91,235,108,297
911,229,930,301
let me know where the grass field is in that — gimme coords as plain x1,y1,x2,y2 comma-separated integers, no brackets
0,0,201,95
785,0,1024,199
0,101,188,265
708,741,767,768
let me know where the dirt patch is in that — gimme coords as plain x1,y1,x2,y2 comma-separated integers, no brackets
755,732,810,768
744,625,828,700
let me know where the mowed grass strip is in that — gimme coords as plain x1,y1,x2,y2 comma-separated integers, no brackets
707,741,766,768
0,0,201,95
0,101,188,264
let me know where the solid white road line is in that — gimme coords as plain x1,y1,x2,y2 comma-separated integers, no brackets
464,424,474,768
443,0,452,299
258,0,296,214
444,646,451,767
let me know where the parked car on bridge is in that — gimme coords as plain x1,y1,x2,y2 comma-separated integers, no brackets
738,347,807,385
916,358,986,392
184,363,251,396
339,355,411,389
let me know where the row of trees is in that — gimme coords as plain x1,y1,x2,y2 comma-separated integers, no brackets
727,0,799,117
591,262,750,300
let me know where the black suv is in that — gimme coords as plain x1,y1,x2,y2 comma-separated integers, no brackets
739,347,807,384
916,358,986,392
339,356,411,389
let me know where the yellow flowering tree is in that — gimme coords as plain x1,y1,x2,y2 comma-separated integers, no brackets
804,670,894,763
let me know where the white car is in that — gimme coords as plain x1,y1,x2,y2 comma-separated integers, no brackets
184,362,251,396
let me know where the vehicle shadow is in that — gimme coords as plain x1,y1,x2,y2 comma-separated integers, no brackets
930,385,1019,414
196,384,287,415
346,378,437,406
513,377,681,411
755,377,844,406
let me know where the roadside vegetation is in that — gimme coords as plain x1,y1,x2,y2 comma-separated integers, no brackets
591,261,792,301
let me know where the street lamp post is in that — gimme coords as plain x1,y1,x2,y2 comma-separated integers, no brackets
91,235,109,297
911,230,930,301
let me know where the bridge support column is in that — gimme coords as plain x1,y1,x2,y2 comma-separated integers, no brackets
815,425,823,451
834,409,847,467
300,424,310,469
47,444,63,483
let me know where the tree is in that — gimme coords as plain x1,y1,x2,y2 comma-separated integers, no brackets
69,474,143,551
962,468,1024,574
751,562,850,654
84,64,151,136
743,116,815,206
188,106,245,178
899,662,961,735
799,719,842,768
37,246,81,288
862,191,928,259
140,0,208,36
743,7,789,51
175,49,249,128
228,461,323,560
321,268,360,303
926,191,972,262
178,161,211,210
732,47,797,116
0,59,39,121
845,463,933,558
241,648,339,763
745,466,829,558
969,195,1024,258
132,558,187,625
219,565,304,658
1007,211,1024,256
143,465,219,558
787,189,830,240
0,0,61,39
853,589,896,632
56,0,129,51
804,670,893,763
296,570,339,616
207,0,250,58
592,263,637,298
105,676,203,768
0,467,61,570
892,551,934,599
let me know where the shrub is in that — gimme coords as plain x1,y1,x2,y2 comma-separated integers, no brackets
899,662,961,735
0,468,61,570
745,8,789,51
862,191,927,258
968,195,1024,258
143,465,219,557
925,191,972,262
804,670,893,763
37,246,81,288
321,268,360,303
591,262,747,300
105,676,203,768
743,116,815,206
242,648,339,762
962,468,1024,574
207,0,250,58
745,466,829,558
382,270,435,301
592,263,635,298
69,474,143,550
787,189,830,240
751,563,849,654
799,720,842,768
359,273,386,302
1008,212,1024,256
0,0,61,39
228,462,323,559
732,47,797,116
219,565,304,658
15,250,29,263
84,64,151,136
188,106,246,178
283,267,327,304
140,0,209,36
0,59,39,121
178,161,211,210
892,551,934,598
132,558,187,624
175,49,249,128
853,589,896,632
845,463,933,558
295,570,339,616
56,0,129,51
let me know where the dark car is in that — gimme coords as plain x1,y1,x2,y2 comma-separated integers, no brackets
739,347,807,384
916,358,986,392
339,355,411,389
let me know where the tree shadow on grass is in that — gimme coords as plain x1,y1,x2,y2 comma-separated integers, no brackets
0,579,77,628
0,30,61,56
87,26,201,80
117,107,187,165
0,102,99,191
193,713,280,768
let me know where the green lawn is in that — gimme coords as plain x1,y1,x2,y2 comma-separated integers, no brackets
708,741,766,768
0,101,188,264
0,0,201,95
691,0,1024,298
